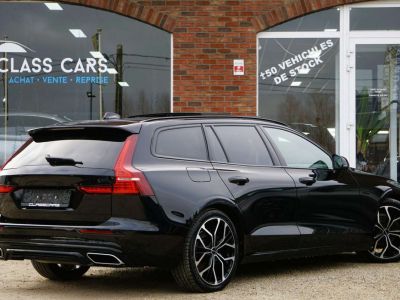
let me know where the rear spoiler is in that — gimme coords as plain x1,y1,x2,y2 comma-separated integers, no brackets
29,126,139,143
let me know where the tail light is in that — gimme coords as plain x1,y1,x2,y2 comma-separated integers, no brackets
0,138,33,194
79,135,154,196
0,185,16,194
78,186,113,194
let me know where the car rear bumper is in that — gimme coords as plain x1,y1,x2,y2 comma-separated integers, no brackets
0,217,185,268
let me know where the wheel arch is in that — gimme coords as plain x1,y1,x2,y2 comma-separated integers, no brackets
380,188,400,203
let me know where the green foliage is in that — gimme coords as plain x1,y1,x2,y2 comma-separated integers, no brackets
356,88,388,156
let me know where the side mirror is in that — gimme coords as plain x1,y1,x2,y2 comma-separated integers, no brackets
332,154,349,170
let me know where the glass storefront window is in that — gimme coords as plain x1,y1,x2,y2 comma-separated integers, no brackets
350,8,400,31
267,8,340,32
258,38,339,153
0,1,171,163
259,2,400,181
0,2,171,121
355,44,400,180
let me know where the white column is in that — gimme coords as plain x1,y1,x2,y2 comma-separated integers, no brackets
390,101,398,180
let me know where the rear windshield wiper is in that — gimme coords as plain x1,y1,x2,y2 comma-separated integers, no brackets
45,155,83,166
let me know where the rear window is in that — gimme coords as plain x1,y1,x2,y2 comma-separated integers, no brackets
5,139,124,170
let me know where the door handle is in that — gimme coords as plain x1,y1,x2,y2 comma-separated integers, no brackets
299,174,316,185
228,176,249,186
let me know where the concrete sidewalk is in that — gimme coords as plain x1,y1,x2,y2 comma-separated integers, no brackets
0,254,397,300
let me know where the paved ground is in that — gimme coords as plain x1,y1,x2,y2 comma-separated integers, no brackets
0,254,398,300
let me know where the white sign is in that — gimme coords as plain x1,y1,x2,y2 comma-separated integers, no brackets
233,59,244,76
260,39,334,85
0,40,112,86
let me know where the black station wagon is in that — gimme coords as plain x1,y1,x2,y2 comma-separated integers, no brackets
0,113,399,292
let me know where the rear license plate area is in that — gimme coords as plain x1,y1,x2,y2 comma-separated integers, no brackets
21,189,72,208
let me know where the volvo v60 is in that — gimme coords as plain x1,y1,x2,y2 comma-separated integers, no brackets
0,113,399,292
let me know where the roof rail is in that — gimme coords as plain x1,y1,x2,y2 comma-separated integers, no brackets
128,112,230,118
126,113,287,126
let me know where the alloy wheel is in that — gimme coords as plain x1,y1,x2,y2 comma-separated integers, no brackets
193,217,237,286
369,205,400,260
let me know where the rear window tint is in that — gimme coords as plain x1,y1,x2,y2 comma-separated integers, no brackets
5,139,124,170
213,125,273,166
155,126,208,160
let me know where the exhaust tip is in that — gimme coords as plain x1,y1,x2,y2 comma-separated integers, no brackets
87,252,124,266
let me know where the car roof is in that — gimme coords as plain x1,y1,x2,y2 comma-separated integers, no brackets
31,113,288,136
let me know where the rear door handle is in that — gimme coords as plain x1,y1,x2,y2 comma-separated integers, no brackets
228,176,249,186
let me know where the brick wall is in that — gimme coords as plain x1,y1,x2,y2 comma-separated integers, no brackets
21,0,373,115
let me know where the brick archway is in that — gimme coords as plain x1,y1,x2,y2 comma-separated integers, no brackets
23,0,176,32
252,0,373,32
0,0,382,116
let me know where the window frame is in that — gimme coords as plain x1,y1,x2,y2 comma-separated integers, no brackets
151,124,210,162
262,125,334,170
203,125,228,163
204,123,279,167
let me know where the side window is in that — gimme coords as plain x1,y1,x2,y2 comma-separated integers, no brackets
265,127,333,169
213,125,273,166
155,126,208,160
204,126,227,163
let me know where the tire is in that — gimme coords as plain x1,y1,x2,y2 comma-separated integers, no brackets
172,209,240,292
31,261,90,281
360,198,400,263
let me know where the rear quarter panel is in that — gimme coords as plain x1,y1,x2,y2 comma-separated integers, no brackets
132,122,236,227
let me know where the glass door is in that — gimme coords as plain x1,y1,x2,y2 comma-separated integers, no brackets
350,38,400,181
